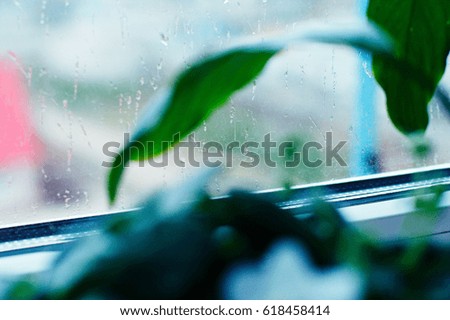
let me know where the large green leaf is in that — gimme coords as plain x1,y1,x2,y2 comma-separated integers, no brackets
108,46,279,202
368,0,450,134
108,24,393,203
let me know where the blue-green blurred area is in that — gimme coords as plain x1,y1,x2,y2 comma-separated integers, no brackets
0,0,449,226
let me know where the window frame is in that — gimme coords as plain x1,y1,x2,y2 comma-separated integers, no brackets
1,164,449,261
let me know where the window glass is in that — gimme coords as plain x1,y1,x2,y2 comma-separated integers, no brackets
0,0,448,226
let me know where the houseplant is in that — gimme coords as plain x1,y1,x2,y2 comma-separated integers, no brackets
3,0,450,299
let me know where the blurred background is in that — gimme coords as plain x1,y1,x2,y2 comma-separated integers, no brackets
0,0,449,226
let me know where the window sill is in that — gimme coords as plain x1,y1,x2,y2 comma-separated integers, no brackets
0,164,449,276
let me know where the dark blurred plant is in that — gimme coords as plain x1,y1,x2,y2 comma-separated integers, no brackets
3,0,450,299
3,172,449,299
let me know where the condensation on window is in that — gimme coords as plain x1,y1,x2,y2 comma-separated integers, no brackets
0,0,448,226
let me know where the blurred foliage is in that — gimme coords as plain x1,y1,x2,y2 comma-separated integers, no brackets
3,173,449,299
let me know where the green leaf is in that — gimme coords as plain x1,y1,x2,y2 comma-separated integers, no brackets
107,46,279,202
367,0,450,134
108,24,393,203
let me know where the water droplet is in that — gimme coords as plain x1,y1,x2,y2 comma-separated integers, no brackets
215,178,221,194
251,80,257,101
284,69,289,88
136,90,142,101
83,191,89,205
160,33,169,46
64,197,71,208
150,78,158,91
67,148,72,172
157,59,163,71
229,104,235,124
40,0,47,25
362,61,373,78
41,168,51,183
309,116,318,128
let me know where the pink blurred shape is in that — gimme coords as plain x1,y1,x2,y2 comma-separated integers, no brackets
0,55,43,167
